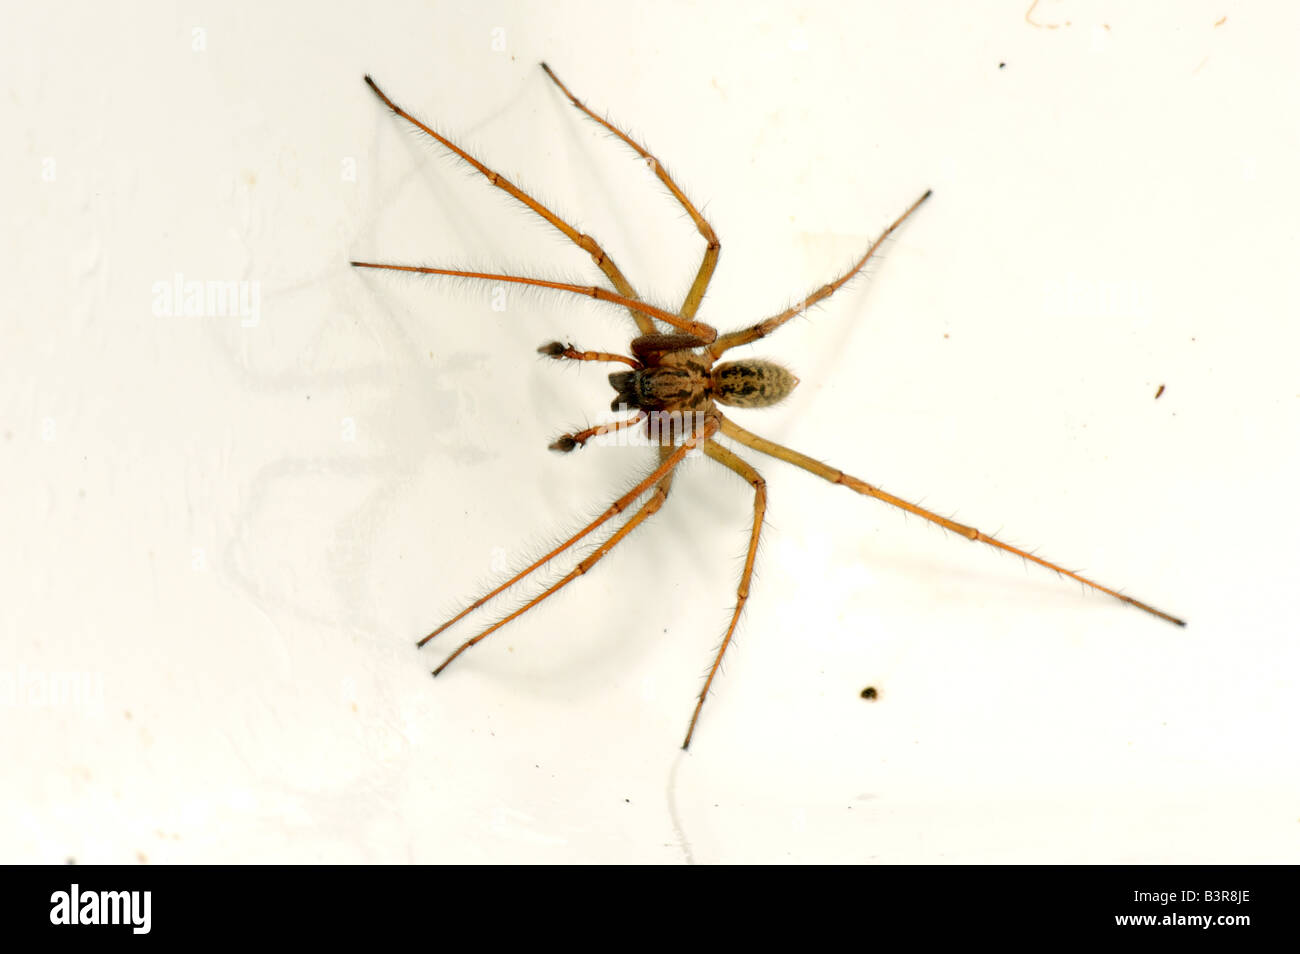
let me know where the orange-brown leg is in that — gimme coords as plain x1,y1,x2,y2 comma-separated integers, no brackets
349,262,718,342
718,414,1185,627
427,420,719,672
540,63,721,321
361,74,661,336
420,427,699,648
708,189,932,359
683,440,768,749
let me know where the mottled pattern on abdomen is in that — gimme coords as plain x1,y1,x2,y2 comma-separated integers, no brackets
711,360,798,408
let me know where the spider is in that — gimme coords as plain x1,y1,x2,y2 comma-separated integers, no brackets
352,64,1184,750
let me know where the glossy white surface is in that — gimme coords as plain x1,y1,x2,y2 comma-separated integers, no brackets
4,1,1296,863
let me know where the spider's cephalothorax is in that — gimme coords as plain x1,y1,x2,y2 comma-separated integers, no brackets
541,333,798,449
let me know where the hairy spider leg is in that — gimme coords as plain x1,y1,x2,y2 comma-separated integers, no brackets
428,419,719,674
419,423,704,648
361,73,658,335
684,440,768,749
363,68,725,338
717,414,1185,627
540,63,721,322
349,263,718,342
708,189,932,359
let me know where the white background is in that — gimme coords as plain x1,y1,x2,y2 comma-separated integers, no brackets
4,1,1298,863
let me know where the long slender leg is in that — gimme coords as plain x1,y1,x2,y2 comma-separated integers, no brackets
361,75,660,336
683,441,767,749
431,440,692,675
428,419,718,672
708,190,932,359
540,63,721,321
419,427,704,648
349,261,718,342
718,415,1185,626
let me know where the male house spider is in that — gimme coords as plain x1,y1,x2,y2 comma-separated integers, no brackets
352,65,1184,750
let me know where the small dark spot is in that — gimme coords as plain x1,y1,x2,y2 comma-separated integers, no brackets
998,62,1006,69
860,686,878,701
538,341,566,357
549,434,577,453
1155,384,1165,399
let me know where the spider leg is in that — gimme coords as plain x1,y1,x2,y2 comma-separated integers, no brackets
682,440,767,750
717,414,1186,627
420,426,702,648
430,435,702,675
540,63,720,322
361,74,657,336
349,262,717,342
708,189,932,359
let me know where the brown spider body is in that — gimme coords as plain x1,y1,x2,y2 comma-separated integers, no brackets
605,334,798,425
351,66,1183,751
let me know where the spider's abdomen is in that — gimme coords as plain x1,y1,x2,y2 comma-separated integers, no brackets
711,360,798,408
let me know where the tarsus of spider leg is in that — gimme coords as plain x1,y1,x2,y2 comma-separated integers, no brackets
430,420,719,674
349,261,716,342
718,414,1186,627
419,420,712,650
681,440,767,750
